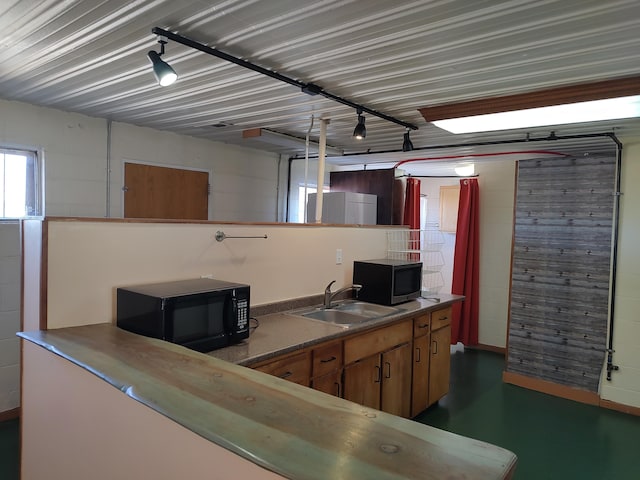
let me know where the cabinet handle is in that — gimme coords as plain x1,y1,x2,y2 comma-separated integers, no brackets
384,361,391,379
374,365,381,383
279,371,293,379
418,323,429,329
335,382,341,398
320,356,337,364
415,347,421,363
439,316,448,321
432,341,438,355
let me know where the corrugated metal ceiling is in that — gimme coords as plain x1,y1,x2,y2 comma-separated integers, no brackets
1,0,639,172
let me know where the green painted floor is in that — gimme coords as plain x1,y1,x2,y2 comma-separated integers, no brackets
0,417,19,480
1,349,638,479
415,349,640,480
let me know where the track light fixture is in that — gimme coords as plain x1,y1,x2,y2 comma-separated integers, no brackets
150,27,419,139
402,130,414,151
147,35,177,86
353,109,366,140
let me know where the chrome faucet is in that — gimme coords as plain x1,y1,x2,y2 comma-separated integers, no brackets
323,280,363,309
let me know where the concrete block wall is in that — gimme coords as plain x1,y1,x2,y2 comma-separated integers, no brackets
0,222,21,412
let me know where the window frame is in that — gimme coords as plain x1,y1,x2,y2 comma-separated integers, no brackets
0,147,42,219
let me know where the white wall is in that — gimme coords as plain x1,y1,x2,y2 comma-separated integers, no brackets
601,135,640,407
476,160,517,348
0,98,288,414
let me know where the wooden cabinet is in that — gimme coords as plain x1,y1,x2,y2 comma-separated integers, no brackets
380,342,412,417
254,351,311,386
411,314,431,417
311,340,343,398
429,307,452,405
251,305,455,419
343,320,412,417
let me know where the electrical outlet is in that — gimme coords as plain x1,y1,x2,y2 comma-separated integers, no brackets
336,248,343,265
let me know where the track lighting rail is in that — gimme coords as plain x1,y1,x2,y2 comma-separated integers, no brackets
151,27,418,131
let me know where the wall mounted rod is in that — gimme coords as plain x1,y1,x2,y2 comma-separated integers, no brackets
151,27,418,131
215,231,267,242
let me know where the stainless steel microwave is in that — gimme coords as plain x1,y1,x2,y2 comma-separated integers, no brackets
116,278,250,352
353,259,422,305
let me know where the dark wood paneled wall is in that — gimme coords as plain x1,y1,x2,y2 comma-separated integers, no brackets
329,169,406,225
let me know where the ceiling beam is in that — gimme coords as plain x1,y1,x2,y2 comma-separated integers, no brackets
418,76,640,122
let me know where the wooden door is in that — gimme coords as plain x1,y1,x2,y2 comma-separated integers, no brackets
429,326,451,405
312,370,343,398
124,163,208,220
343,356,381,410
411,334,431,417
381,342,412,417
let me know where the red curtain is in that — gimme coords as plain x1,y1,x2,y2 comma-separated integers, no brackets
451,178,479,345
403,178,421,259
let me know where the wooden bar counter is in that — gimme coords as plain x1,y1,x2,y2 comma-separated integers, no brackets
19,324,517,480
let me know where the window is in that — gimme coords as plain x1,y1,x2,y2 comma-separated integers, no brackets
0,148,40,218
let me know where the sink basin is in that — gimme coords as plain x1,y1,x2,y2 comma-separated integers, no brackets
289,300,404,327
331,301,400,318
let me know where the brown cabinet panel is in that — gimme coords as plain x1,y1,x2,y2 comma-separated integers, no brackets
343,355,381,410
312,370,343,398
413,314,430,338
429,325,451,405
344,320,412,364
255,351,311,387
312,341,343,378
380,343,412,418
430,306,452,331
411,334,431,417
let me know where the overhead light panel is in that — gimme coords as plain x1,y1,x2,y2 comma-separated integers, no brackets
402,130,414,151
147,35,177,86
419,76,640,134
353,109,366,139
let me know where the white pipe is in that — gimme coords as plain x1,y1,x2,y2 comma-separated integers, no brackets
303,115,314,223
315,118,329,223
106,119,112,217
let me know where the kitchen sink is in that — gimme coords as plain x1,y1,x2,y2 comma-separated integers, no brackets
289,300,405,327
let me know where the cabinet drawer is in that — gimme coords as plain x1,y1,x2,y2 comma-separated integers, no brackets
255,351,311,386
413,314,430,338
312,341,343,377
431,306,452,331
344,320,412,364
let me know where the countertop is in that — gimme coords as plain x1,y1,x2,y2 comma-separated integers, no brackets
209,294,464,366
19,322,517,480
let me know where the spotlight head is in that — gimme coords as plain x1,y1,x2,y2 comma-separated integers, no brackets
402,131,414,152
147,50,178,86
353,112,366,140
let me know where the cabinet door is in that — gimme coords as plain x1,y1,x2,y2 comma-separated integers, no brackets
312,370,342,398
343,355,381,410
429,326,451,405
411,334,431,417
381,342,412,418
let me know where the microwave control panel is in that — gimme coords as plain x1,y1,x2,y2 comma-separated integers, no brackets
236,297,249,333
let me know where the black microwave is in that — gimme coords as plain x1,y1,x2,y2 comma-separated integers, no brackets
353,259,422,305
116,278,250,353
